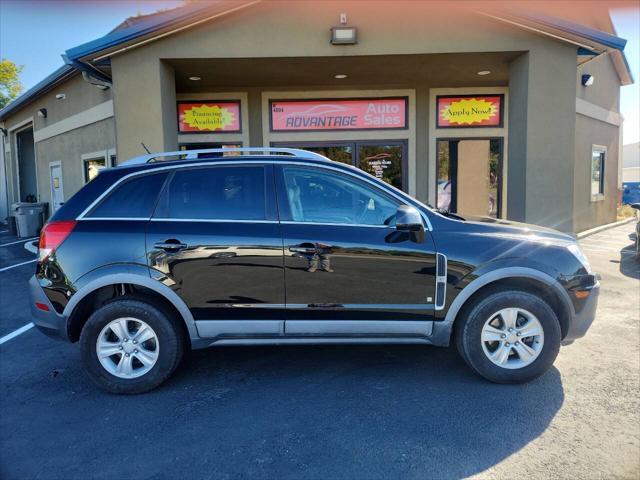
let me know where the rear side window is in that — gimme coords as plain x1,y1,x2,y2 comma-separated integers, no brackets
156,166,266,220
87,172,168,218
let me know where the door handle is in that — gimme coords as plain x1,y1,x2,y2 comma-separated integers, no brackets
289,246,317,254
154,240,187,252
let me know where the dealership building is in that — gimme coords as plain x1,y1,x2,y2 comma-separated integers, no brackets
0,1,633,232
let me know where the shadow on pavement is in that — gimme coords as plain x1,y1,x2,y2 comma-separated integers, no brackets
159,344,564,479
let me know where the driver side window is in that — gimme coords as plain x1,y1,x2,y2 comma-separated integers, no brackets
282,166,399,226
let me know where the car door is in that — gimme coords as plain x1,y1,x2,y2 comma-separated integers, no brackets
275,164,438,337
146,163,285,339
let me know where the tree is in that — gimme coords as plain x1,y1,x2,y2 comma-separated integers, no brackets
0,59,23,109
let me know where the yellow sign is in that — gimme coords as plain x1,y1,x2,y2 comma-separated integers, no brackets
182,105,235,131
437,95,502,127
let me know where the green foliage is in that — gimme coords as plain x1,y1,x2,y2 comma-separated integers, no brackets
0,59,23,109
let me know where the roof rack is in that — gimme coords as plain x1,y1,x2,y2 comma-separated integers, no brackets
119,147,331,166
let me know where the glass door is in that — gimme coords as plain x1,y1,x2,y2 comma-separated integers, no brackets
179,142,243,158
436,138,503,218
272,140,407,191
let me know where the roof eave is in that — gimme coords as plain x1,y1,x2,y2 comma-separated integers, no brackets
66,0,260,64
479,10,633,86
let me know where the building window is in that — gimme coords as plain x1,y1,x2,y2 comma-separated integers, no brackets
83,157,106,183
590,145,606,201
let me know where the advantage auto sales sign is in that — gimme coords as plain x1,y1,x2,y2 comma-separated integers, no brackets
270,98,408,132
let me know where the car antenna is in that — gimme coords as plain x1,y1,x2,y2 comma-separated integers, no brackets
141,142,151,154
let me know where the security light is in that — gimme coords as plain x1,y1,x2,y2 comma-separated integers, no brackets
581,74,594,86
38,108,47,118
331,26,357,45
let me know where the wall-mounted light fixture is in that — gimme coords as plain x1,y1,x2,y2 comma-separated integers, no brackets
38,108,47,118
581,74,595,86
0,127,7,137
55,93,66,100
331,26,357,45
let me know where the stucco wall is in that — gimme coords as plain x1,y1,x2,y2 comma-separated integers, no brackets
573,54,621,232
573,115,619,232
577,54,621,112
34,118,116,212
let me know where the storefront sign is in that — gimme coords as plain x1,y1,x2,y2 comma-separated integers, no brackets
178,101,241,133
436,95,503,128
270,97,408,132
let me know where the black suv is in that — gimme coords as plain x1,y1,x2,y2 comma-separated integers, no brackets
29,148,599,393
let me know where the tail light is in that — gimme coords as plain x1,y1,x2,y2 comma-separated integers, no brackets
39,221,77,262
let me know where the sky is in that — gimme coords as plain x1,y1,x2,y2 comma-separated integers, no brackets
0,0,638,144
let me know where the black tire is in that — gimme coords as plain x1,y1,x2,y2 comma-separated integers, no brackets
80,298,183,394
455,288,561,384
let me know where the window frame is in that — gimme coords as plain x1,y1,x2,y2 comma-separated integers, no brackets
81,149,117,183
152,163,277,222
275,164,403,227
590,144,606,202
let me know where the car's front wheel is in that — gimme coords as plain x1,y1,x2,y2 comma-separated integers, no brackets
79,298,183,394
456,288,561,383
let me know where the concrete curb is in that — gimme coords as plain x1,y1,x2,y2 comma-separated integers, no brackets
24,240,38,254
576,217,635,239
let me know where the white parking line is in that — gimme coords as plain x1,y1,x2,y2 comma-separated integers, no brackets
0,237,37,247
0,259,37,272
0,323,34,345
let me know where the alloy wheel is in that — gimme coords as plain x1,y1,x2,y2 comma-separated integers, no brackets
480,307,544,370
96,317,159,379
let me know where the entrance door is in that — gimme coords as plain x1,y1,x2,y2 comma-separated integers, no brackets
49,162,64,212
272,140,408,191
16,127,37,201
275,164,437,336
436,138,503,218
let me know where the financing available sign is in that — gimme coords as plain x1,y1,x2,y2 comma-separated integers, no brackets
270,97,408,132
436,95,503,128
178,101,241,133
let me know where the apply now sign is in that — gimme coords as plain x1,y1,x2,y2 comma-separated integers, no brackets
437,95,503,128
270,98,408,132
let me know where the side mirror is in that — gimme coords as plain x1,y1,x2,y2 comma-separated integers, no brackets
396,205,423,232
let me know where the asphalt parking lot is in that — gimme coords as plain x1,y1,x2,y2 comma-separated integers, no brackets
1,222,638,479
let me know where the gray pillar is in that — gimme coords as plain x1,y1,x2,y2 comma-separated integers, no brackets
507,53,529,222
112,55,177,161
508,44,577,231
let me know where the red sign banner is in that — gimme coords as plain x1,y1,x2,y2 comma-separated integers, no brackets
436,95,503,128
178,101,241,133
270,98,407,132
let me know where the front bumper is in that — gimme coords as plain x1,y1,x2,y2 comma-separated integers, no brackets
28,275,69,341
563,280,600,344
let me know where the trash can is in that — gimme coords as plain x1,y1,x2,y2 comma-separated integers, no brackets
12,202,47,237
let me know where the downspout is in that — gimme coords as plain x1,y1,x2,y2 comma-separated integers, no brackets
61,54,113,86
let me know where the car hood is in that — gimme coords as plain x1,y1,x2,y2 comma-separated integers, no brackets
460,215,576,244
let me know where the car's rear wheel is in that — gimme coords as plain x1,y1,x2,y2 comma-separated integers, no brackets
80,298,183,394
456,288,561,383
